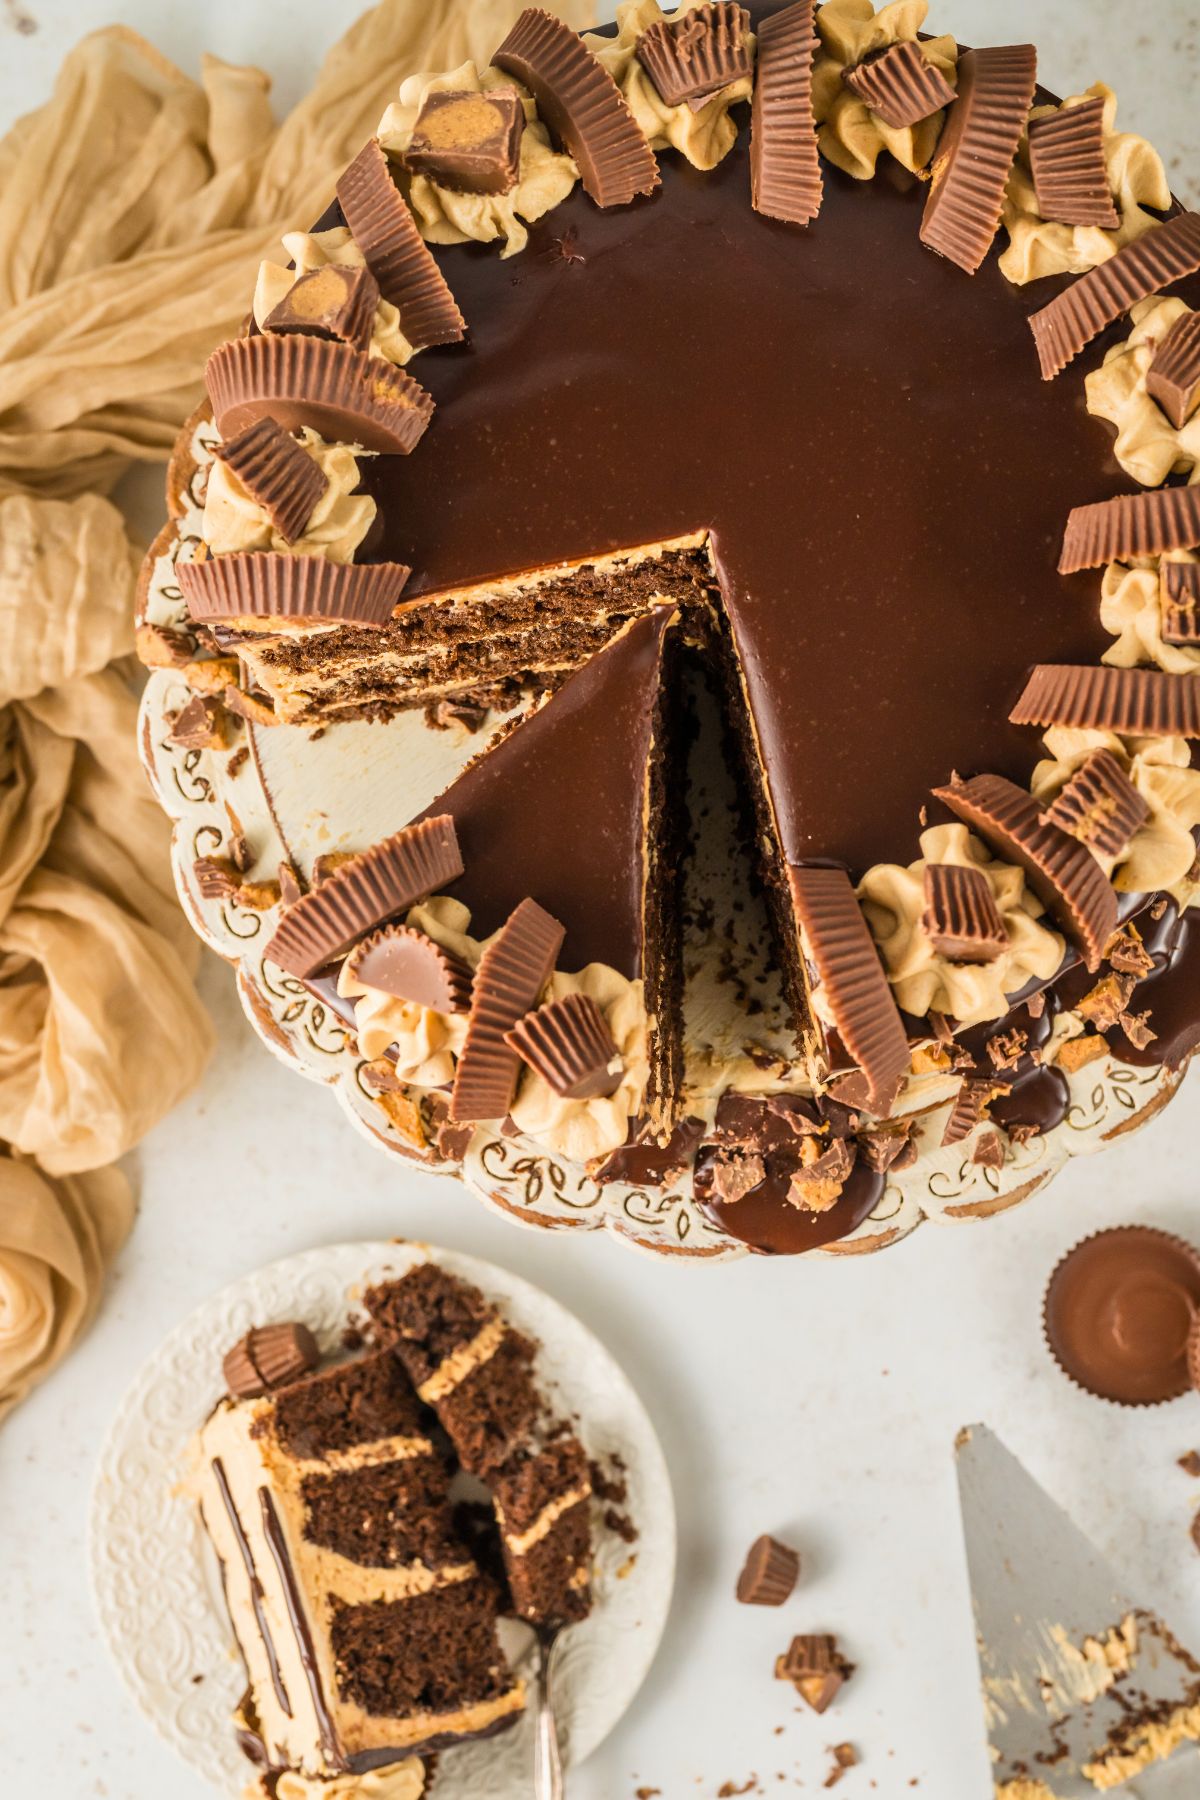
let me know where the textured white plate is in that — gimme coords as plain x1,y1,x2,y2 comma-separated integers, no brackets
88,1241,676,1798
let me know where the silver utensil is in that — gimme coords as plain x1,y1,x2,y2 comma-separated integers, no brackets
955,1424,1200,1797
534,1623,565,1800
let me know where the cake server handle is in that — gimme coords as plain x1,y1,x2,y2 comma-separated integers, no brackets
534,1625,564,1800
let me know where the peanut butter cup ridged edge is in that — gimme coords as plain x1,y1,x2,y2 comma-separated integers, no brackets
1059,487,1200,571
934,773,1117,971
178,554,409,626
1010,664,1200,738
1043,1226,1200,1408
636,4,752,109
264,817,464,978
1027,95,1120,230
495,8,660,209
842,40,958,133
211,418,330,544
750,0,823,226
1031,210,1200,379
920,45,1037,275
787,864,909,1110
505,992,623,1100
450,898,565,1123
346,923,474,1012
335,139,466,348
205,334,434,455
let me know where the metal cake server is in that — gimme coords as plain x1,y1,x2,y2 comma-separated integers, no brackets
955,1425,1200,1798
533,1622,566,1799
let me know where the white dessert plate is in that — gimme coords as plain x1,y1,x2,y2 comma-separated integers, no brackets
88,1241,676,1798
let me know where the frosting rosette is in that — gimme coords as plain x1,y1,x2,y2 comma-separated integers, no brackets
858,823,1064,1025
509,962,649,1163
203,428,377,563
1086,297,1200,490
999,84,1170,286
338,896,482,1086
812,0,957,181
584,0,756,174
254,227,416,367
1032,728,1200,902
245,1760,425,1800
378,60,579,259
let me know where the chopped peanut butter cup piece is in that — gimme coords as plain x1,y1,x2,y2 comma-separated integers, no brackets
170,693,228,752
843,40,957,132
775,1635,852,1715
788,864,910,1111
211,418,330,545
405,88,525,196
1030,210,1200,379
637,2,752,108
942,1076,1011,1148
1163,563,1200,645
450,897,565,1122
336,138,466,347
495,9,659,208
921,45,1037,275
1010,664,1200,739
934,774,1117,971
263,263,380,353
751,0,823,226
505,991,623,1100
1027,95,1119,230
264,817,464,978
223,1322,319,1399
178,554,409,627
1059,487,1200,572
1044,749,1150,859
736,1533,800,1607
345,924,473,1013
206,334,434,455
922,863,1007,964
1147,310,1200,431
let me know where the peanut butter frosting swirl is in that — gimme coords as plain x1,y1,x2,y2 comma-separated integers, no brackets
203,428,377,564
1032,727,1200,901
247,1766,425,1800
1100,554,1200,675
999,84,1170,287
812,0,957,182
1086,297,1200,489
378,61,579,259
858,824,1064,1026
509,962,650,1163
338,896,480,1085
254,227,416,367
583,0,756,174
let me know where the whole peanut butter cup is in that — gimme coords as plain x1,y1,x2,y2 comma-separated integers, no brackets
1044,1226,1200,1406
1031,210,1200,379
736,1533,801,1607
843,40,957,132
336,138,466,347
921,45,1037,275
1027,95,1119,230
1010,664,1200,740
750,0,823,226
637,2,752,109
179,553,409,627
505,991,623,1100
450,897,565,1122
1059,487,1200,574
206,334,434,455
211,417,330,544
922,863,1007,964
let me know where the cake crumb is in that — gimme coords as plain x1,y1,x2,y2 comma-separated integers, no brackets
1179,1451,1200,1478
825,1744,857,1787
717,1779,759,1797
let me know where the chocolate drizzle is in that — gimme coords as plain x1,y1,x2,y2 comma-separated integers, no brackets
211,1458,293,1722
258,1484,345,1768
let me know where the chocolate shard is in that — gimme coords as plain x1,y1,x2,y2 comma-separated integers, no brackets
1059,487,1200,573
787,1135,856,1213
1030,210,1200,380
1027,95,1119,230
1043,748,1151,859
736,1534,801,1607
637,2,752,108
921,863,1008,964
1163,562,1200,646
921,45,1037,275
450,898,566,1122
933,773,1117,971
345,923,474,1013
494,8,660,208
942,1076,1011,1148
170,692,228,752
842,40,957,132
1010,664,1200,740
750,0,823,227
504,991,623,1100
263,264,380,354
211,417,330,545
178,553,409,627
1146,310,1200,431
336,138,466,348
404,87,525,196
787,864,910,1112
775,1634,852,1715
223,1322,320,1399
263,817,464,978
206,334,434,455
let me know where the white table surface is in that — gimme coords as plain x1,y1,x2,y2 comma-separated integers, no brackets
3,4,1200,1798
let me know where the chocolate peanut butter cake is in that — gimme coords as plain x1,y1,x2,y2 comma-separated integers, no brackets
142,0,1200,1254
191,1261,599,1787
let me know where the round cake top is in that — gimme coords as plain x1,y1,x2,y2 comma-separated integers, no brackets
1044,1225,1200,1406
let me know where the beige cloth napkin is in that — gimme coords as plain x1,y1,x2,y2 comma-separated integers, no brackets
0,0,592,1424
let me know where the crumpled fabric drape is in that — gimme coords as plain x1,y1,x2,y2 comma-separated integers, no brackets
0,0,592,1424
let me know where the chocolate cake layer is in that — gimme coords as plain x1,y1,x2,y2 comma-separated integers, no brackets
329,1581,513,1721
269,1349,425,1460
493,1437,593,1625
